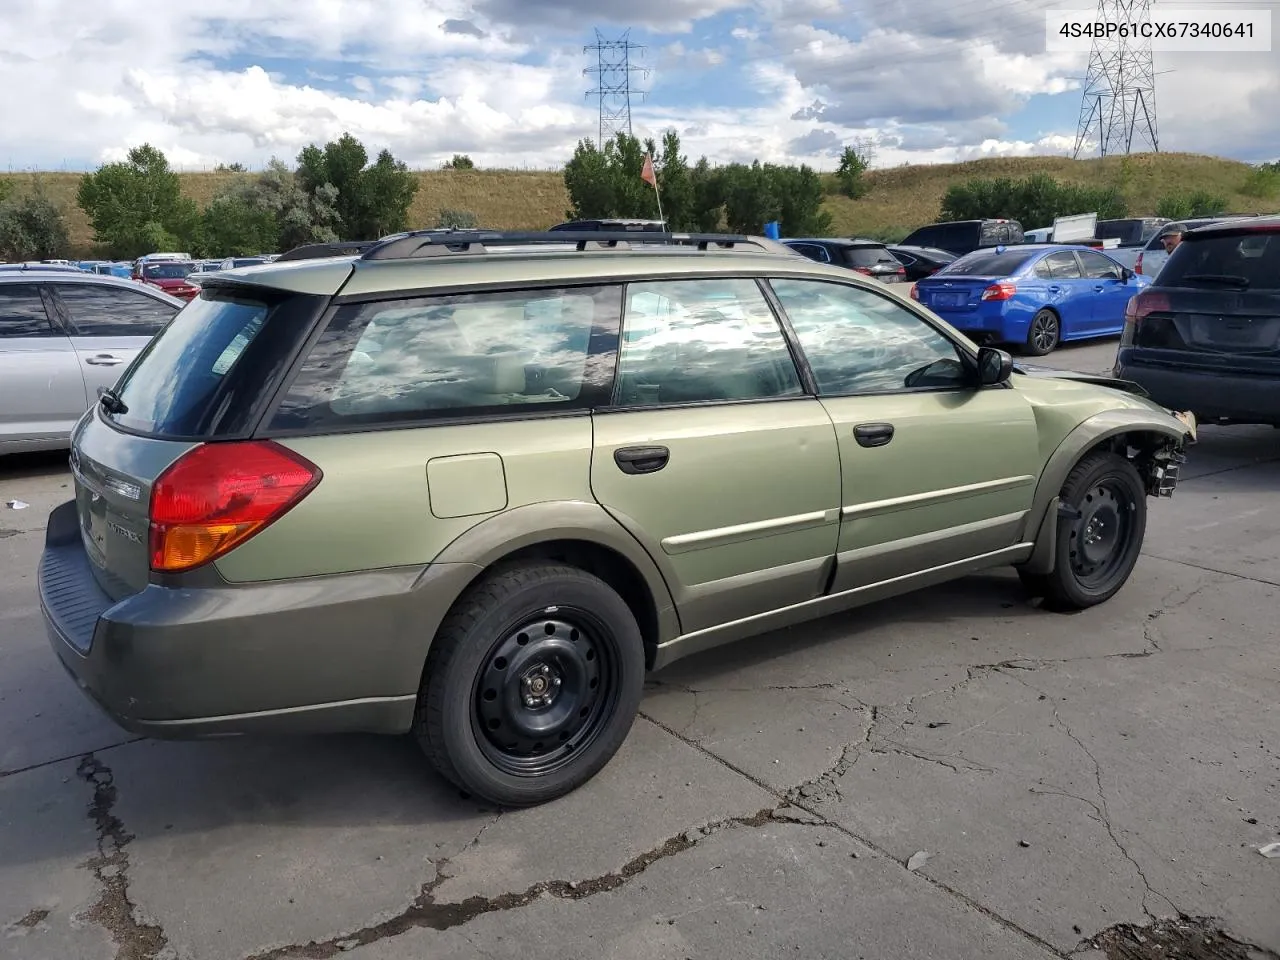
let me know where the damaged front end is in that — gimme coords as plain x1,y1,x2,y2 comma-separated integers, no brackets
1131,410,1196,498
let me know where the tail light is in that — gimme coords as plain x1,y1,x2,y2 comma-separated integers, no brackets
1120,290,1171,347
852,267,873,276
149,441,322,572
909,283,919,300
1134,253,1144,274
981,281,1017,301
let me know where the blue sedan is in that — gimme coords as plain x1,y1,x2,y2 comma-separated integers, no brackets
910,244,1151,356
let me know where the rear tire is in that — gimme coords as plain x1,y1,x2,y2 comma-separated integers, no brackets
1023,309,1061,357
1027,451,1147,610
413,562,645,807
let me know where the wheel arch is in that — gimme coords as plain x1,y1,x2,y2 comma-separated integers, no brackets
425,501,680,669
1020,409,1191,574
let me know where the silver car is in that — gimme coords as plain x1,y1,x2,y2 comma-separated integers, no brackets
0,271,182,454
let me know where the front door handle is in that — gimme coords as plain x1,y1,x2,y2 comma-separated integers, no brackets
1048,285,1061,293
853,423,894,448
85,354,125,366
1093,285,1104,292
614,445,670,475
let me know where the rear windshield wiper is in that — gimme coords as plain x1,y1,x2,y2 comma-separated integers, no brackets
98,387,129,415
1179,273,1251,289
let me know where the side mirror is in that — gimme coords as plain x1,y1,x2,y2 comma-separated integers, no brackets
976,346,1013,386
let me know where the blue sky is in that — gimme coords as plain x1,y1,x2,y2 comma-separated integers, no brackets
1,0,1275,173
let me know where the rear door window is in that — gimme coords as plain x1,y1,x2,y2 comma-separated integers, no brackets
51,283,179,336
1043,251,1084,279
0,284,55,337
269,285,623,430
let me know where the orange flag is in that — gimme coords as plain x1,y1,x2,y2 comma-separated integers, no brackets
641,154,657,186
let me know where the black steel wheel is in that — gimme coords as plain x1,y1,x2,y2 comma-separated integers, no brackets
1037,451,1147,610
471,610,620,778
414,562,645,807
1024,309,1061,357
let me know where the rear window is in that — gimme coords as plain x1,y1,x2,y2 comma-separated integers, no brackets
938,249,1034,277
267,285,623,431
105,290,323,438
1159,232,1280,290
1096,220,1141,243
842,246,898,268
142,262,194,279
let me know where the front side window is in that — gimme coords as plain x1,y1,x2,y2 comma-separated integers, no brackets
271,285,621,428
770,278,968,394
612,278,803,406
0,284,53,338
54,283,179,336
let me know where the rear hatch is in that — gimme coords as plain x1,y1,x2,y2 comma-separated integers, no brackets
841,245,906,282
1123,227,1280,371
914,247,1036,313
69,285,330,600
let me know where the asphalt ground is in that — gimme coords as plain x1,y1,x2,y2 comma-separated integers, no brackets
3,334,1277,960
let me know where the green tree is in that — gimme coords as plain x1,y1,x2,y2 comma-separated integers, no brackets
656,130,693,229
0,179,70,261
939,173,1126,227
1240,162,1280,199
768,163,832,235
294,132,418,240
1155,189,1227,220
444,154,475,170
836,139,874,200
436,208,479,229
76,144,199,257
198,178,280,256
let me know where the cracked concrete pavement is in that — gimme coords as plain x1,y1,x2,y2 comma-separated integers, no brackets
3,340,1279,960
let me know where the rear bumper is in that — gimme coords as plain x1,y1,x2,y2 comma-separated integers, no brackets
38,499,481,738
1114,353,1280,425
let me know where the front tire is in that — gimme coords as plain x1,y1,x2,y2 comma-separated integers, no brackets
1026,451,1147,610
414,562,645,807
1024,309,1061,356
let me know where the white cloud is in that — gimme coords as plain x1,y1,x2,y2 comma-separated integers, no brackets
0,0,1273,178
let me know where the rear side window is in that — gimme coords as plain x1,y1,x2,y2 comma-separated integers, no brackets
939,249,1033,276
786,243,830,263
106,290,323,438
1160,232,1280,290
0,284,53,338
53,283,179,336
269,285,623,430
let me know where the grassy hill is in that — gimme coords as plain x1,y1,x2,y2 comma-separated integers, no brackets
3,152,1268,257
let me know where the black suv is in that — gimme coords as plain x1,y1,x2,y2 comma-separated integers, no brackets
783,238,907,283
899,219,1024,256
1114,216,1280,426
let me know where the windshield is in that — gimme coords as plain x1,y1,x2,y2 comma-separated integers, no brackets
142,262,194,279
937,249,1034,277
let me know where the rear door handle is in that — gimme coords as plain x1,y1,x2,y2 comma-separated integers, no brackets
85,354,125,366
853,423,894,448
614,445,670,475
1048,285,1061,293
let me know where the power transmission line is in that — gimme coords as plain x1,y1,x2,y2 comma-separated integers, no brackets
1072,0,1160,157
583,28,648,147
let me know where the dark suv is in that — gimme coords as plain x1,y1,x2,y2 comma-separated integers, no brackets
900,219,1025,256
1114,216,1280,426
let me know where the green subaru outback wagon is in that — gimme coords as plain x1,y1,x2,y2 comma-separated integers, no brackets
39,230,1193,807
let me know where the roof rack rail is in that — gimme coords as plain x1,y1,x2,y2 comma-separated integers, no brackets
358,230,778,261
276,241,377,262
